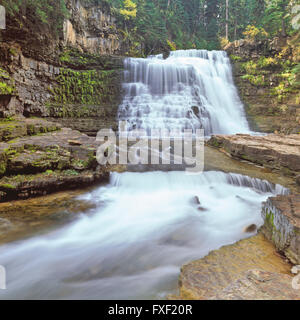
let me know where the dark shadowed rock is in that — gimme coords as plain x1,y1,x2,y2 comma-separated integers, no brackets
192,196,201,205
244,224,257,233
197,206,208,212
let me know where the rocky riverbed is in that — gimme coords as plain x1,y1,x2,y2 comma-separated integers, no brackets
178,234,299,300
0,117,125,202
208,133,300,178
175,133,300,300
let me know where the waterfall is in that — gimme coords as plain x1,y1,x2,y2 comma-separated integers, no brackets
118,49,250,135
0,50,286,300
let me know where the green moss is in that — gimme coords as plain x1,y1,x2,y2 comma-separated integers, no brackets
230,54,242,62
210,139,221,148
265,209,275,229
241,74,266,86
0,81,15,95
49,67,120,109
0,68,10,80
241,61,258,75
9,48,18,56
64,169,79,176
0,183,16,190
0,68,16,95
0,161,6,176
59,51,71,63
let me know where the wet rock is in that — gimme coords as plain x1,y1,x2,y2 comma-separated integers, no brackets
261,194,300,264
208,134,300,175
191,107,199,118
68,140,82,146
291,265,300,275
192,196,201,205
244,224,257,233
197,207,208,212
296,175,300,186
178,234,293,300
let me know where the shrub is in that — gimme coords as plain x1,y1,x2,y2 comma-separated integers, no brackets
243,25,269,41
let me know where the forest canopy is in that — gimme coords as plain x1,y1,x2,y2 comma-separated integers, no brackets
1,0,300,53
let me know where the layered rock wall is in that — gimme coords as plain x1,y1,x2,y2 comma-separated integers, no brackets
261,194,300,264
64,0,124,55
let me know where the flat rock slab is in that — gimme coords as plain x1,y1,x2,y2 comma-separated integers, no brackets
208,134,300,173
179,234,296,300
0,118,61,142
0,125,125,201
211,269,300,300
262,194,300,264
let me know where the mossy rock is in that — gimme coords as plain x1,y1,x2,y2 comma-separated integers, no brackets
0,121,27,142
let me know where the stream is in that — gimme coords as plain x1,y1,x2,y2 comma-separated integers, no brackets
0,50,289,300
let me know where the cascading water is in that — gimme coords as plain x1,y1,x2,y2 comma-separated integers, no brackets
0,171,289,299
0,50,282,300
119,50,250,135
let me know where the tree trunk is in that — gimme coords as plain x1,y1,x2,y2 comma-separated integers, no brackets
225,0,229,40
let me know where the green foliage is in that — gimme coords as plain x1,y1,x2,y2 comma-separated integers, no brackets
120,0,137,20
243,25,269,41
241,74,267,86
1,0,297,54
242,61,258,74
0,68,15,95
2,0,69,35
230,54,243,61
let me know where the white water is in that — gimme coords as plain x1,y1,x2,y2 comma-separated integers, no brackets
0,171,288,299
0,50,279,300
119,50,250,135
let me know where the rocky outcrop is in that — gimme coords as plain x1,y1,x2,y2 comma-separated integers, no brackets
0,43,123,134
64,0,125,55
225,36,300,134
178,234,297,300
0,0,126,134
208,134,300,177
0,118,61,142
211,269,300,300
261,194,300,265
225,37,288,61
0,118,125,201
1,0,127,60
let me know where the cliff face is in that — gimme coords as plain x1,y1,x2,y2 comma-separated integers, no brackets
0,1,127,201
0,0,126,135
63,0,124,56
225,36,300,134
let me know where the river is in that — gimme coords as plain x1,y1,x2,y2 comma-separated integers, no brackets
0,50,289,299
